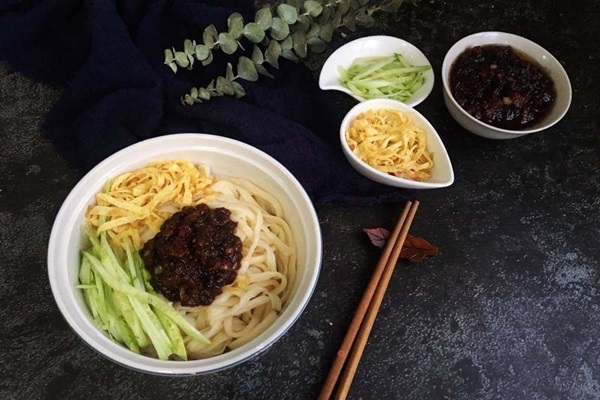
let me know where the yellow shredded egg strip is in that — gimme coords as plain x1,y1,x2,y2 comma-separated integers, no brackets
86,160,215,251
345,108,434,182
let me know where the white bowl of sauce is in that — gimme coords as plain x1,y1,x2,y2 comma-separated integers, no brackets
442,31,572,139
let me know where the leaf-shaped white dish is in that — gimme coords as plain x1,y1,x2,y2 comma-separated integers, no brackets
340,99,454,189
320,36,434,107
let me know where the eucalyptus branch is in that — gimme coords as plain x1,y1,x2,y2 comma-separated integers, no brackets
166,0,416,104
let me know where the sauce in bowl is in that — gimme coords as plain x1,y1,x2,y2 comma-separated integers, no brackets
450,45,555,130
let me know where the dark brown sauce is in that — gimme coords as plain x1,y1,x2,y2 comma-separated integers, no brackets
141,204,242,307
450,45,555,130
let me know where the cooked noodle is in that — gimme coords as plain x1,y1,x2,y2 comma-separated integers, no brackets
84,161,296,359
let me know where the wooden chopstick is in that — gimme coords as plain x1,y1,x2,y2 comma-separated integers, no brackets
318,201,420,400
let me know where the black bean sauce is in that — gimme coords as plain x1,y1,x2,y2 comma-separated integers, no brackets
141,204,243,307
450,45,555,130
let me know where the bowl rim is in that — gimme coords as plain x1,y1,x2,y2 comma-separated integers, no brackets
47,133,322,375
339,98,454,189
441,31,572,135
319,35,435,107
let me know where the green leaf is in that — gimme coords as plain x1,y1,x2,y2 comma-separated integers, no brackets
207,79,215,91
277,4,298,24
318,4,332,24
306,23,320,38
281,35,293,51
218,32,238,54
270,17,290,41
339,0,351,15
198,88,211,100
251,45,264,65
281,49,299,62
342,11,357,31
379,0,404,13
308,36,327,53
226,63,235,81
303,1,323,17
257,64,275,79
332,7,343,26
167,62,177,73
243,22,266,43
201,51,213,66
187,54,194,69
203,24,218,48
265,40,282,69
182,94,194,106
291,30,308,58
319,21,334,42
184,39,194,55
195,44,210,61
355,9,374,27
286,0,301,10
228,13,244,39
256,7,273,31
231,81,246,98
174,51,189,68
237,57,259,82
164,49,174,64
216,76,235,95
190,87,199,99
297,14,312,31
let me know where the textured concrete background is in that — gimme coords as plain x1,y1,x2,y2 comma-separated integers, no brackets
1,0,600,399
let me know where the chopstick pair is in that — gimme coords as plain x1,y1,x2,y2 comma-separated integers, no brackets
318,201,420,400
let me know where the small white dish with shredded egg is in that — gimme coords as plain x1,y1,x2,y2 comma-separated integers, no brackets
340,99,454,189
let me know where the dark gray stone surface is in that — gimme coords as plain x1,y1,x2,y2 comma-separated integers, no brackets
1,0,599,399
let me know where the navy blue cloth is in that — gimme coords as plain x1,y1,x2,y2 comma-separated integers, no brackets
0,0,410,204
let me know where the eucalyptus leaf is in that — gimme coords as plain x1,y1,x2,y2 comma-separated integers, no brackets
332,8,343,26
167,62,177,73
164,49,174,64
286,0,301,10
195,44,210,61
291,30,308,58
187,54,194,69
207,79,215,91
339,0,351,15
199,88,211,100
265,40,282,68
277,4,298,24
184,39,194,55
227,13,244,38
190,87,199,99
257,64,275,79
218,32,238,54
226,63,235,81
255,7,273,31
359,0,369,5
303,1,323,17
281,35,293,51
243,22,266,43
182,94,194,106
281,49,299,62
201,51,213,66
355,9,374,27
216,76,235,95
307,36,327,53
237,57,259,82
342,11,357,31
270,17,290,41
379,0,404,13
231,81,246,98
307,23,320,39
203,25,218,48
251,45,264,65
175,51,189,67
318,5,332,24
319,21,334,42
297,14,312,31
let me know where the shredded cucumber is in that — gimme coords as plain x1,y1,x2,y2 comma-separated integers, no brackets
338,53,431,102
77,228,210,360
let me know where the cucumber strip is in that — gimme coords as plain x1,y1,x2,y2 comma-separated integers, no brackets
155,307,187,361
